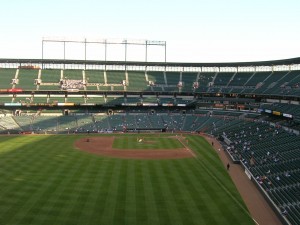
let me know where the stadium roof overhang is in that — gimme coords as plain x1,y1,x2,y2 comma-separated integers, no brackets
1,57,300,67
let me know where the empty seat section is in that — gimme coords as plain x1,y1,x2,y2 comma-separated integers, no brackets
166,72,180,85
63,70,82,80
108,114,124,131
135,114,151,129
228,72,254,87
127,71,147,91
105,97,124,106
31,116,58,132
40,69,61,90
161,114,185,131
261,71,289,94
106,70,125,84
14,116,33,131
49,96,65,104
93,115,110,131
57,116,77,132
165,72,180,92
0,68,16,89
86,96,105,104
0,116,21,131
159,97,174,105
13,95,32,103
268,71,300,95
32,96,49,103
17,69,39,90
85,70,105,90
76,115,95,132
143,97,158,104
196,72,215,92
106,70,125,91
147,71,165,85
182,115,198,131
213,72,235,86
66,96,86,103
0,96,13,104
254,71,287,94
181,72,198,92
148,114,164,129
123,115,136,129
126,97,141,104
243,72,272,91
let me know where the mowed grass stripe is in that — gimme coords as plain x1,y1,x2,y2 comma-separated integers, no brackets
36,137,93,224
87,159,115,225
153,161,183,225
172,159,220,225
168,159,209,225
177,158,226,224
142,161,161,225
148,161,173,225
160,160,197,225
113,160,128,225
99,159,121,225
0,137,67,223
61,157,102,224
158,137,182,149
23,137,95,224
77,157,104,216
125,160,137,225
134,161,148,224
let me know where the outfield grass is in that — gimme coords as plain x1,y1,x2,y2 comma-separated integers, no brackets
0,134,255,225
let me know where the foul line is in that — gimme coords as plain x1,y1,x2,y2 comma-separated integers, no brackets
191,135,259,225
176,135,197,158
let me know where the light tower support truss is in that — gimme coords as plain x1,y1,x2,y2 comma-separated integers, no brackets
41,38,167,70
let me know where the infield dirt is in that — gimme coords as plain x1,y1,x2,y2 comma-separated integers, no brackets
75,136,194,159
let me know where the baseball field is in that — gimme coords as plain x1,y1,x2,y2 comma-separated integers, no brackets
0,134,255,225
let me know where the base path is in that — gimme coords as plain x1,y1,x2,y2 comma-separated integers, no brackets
74,136,194,159
203,134,283,225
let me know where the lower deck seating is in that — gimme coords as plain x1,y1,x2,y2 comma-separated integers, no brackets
209,118,300,224
2,111,300,224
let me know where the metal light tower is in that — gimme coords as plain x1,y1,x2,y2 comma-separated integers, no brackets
42,37,167,69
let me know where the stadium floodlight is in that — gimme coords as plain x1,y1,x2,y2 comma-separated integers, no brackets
41,37,167,69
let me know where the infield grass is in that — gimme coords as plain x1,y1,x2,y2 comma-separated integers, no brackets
0,134,255,225
113,136,184,149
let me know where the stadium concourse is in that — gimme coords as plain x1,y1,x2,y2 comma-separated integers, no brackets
1,57,300,225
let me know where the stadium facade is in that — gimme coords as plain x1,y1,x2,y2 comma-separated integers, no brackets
0,57,300,225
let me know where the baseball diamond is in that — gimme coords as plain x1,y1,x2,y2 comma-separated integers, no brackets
2,2,300,224
0,134,256,225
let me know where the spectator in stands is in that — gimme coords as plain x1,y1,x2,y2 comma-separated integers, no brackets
250,156,255,166
284,172,291,177
281,208,288,215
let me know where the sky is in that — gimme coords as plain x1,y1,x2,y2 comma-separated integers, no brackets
0,0,300,63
